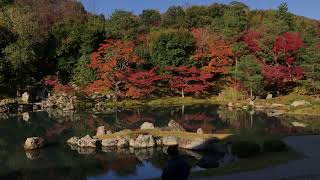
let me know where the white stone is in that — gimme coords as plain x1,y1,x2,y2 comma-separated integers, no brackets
197,128,204,134
291,100,311,107
22,112,30,122
67,137,80,145
102,138,118,147
291,121,307,128
140,122,155,130
24,137,44,150
21,92,31,103
96,126,106,136
162,136,178,146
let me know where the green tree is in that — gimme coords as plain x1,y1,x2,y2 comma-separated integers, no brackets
299,44,320,96
139,9,161,26
221,2,249,39
185,6,211,28
231,55,263,99
105,10,139,39
161,6,186,28
49,15,105,83
149,30,195,68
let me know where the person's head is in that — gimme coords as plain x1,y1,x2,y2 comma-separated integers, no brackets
167,145,179,157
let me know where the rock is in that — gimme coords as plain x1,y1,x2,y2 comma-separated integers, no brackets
197,128,204,134
102,138,118,147
77,135,99,148
179,138,222,151
267,110,286,117
24,137,45,150
117,138,129,148
178,138,206,150
271,103,285,107
22,112,30,121
266,94,273,100
21,92,31,103
291,100,311,107
106,130,112,135
131,134,155,148
129,139,135,147
162,136,178,146
67,137,80,145
291,121,307,128
96,126,106,136
140,122,155,130
156,138,163,146
168,120,185,132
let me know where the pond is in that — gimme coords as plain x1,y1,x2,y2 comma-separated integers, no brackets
0,104,319,180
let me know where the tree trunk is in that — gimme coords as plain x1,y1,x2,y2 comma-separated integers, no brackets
181,89,185,98
250,88,253,100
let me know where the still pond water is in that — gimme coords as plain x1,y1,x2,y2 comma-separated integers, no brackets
0,104,319,180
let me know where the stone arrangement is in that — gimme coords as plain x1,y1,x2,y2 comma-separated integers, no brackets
65,120,225,153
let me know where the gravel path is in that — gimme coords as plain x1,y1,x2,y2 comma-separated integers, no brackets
194,135,320,180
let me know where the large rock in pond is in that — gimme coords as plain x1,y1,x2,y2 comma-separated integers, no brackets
21,92,31,103
24,137,45,150
67,137,80,145
140,122,155,130
96,126,106,136
117,138,129,148
130,134,155,148
178,138,207,150
168,120,185,132
162,136,178,146
291,100,311,107
77,135,100,148
102,138,118,147
179,138,222,151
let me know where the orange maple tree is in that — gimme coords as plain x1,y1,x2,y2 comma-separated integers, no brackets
85,39,141,101
191,28,233,75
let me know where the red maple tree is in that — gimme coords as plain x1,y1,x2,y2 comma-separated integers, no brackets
243,29,261,53
85,39,141,101
263,32,304,92
44,76,74,94
191,28,232,75
165,66,212,97
126,68,162,98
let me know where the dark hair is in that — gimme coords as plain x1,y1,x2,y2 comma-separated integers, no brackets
167,145,179,156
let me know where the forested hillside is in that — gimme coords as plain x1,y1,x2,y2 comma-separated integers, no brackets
0,0,319,100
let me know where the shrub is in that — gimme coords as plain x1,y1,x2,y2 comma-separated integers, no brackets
263,140,287,152
231,141,261,158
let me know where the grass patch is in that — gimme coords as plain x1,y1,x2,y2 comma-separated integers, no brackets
190,149,301,178
97,129,232,140
287,102,320,116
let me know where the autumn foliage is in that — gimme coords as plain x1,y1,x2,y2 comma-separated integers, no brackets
165,66,212,97
44,76,74,94
191,28,232,74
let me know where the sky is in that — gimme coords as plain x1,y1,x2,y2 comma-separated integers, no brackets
79,0,320,20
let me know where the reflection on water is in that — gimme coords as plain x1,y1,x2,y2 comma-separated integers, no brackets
0,104,319,179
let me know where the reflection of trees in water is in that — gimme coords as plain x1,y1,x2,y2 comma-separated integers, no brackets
217,107,287,135
94,151,139,176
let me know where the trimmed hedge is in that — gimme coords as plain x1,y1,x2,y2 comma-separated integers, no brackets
231,141,261,158
263,140,288,152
